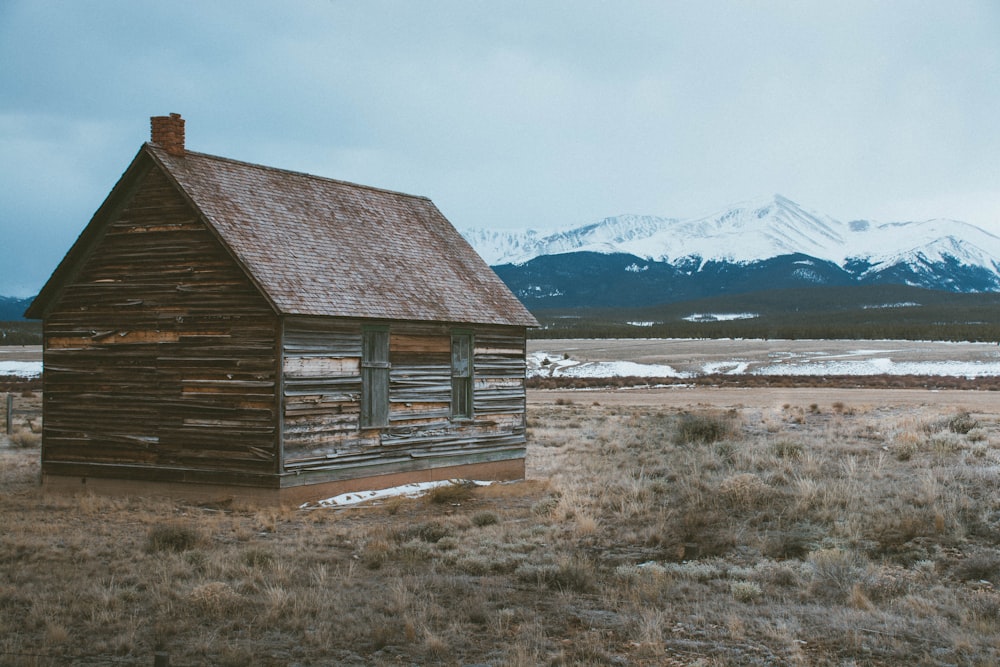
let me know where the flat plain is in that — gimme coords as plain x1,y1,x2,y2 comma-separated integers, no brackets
3,341,1000,665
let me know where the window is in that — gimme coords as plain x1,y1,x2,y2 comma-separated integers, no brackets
361,327,390,428
451,332,473,419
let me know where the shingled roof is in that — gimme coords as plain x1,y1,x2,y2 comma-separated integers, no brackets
31,140,538,327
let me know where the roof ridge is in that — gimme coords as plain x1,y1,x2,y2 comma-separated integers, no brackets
144,142,433,202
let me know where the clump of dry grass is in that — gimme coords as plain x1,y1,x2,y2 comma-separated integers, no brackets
145,521,203,553
425,481,476,504
471,510,499,527
187,582,242,616
9,427,40,448
939,410,980,435
673,409,738,445
718,472,773,509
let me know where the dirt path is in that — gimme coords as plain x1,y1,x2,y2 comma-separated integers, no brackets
0,345,42,361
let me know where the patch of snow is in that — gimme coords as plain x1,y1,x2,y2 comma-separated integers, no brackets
754,359,1000,378
683,313,759,322
701,361,750,375
0,361,42,378
862,302,921,309
303,479,494,509
529,351,687,378
522,286,564,297
556,360,688,378
791,268,825,282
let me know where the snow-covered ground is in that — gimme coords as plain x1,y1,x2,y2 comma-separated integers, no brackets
682,313,758,322
0,361,41,378
302,479,494,509
529,339,1000,379
532,352,689,378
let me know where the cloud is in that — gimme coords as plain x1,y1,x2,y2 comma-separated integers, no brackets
1,0,999,296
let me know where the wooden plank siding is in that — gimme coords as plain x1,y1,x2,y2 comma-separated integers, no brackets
281,318,527,476
40,167,280,480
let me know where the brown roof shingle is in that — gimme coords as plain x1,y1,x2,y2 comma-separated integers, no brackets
146,144,537,327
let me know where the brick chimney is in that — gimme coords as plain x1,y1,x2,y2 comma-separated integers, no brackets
150,113,185,156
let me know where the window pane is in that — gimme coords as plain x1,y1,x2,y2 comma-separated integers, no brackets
452,377,471,418
452,334,471,377
451,333,473,418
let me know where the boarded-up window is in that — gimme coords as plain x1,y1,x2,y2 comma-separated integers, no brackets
361,327,390,428
451,332,473,419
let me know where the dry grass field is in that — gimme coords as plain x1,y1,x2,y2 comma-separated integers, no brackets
3,382,1000,665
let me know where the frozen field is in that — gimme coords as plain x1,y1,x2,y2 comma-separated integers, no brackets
0,346,41,378
528,338,1000,379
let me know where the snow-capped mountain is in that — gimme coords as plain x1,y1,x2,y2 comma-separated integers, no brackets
463,195,1000,308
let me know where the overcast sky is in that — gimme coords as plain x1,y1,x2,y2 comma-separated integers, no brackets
2,0,999,297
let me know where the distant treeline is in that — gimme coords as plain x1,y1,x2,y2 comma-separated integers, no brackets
530,285,1000,342
0,321,42,345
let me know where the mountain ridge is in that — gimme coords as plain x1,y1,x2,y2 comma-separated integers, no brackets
464,195,1000,269
463,195,1000,308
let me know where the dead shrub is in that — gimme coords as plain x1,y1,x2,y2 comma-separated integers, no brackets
425,481,475,505
945,411,979,435
472,510,499,527
395,520,453,544
145,521,203,553
9,427,41,449
930,433,964,455
892,432,922,461
516,557,596,593
718,473,772,510
869,509,943,558
967,428,988,443
242,547,274,568
673,410,738,446
730,580,763,602
968,590,1000,625
764,523,821,560
361,539,392,570
772,440,804,459
187,582,241,617
808,548,870,602
953,553,1000,582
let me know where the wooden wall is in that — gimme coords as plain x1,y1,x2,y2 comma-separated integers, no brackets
39,161,528,489
281,317,527,474
41,166,280,478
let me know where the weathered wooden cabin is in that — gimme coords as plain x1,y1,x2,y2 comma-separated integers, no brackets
26,114,538,504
